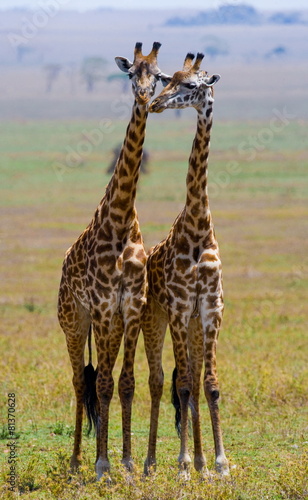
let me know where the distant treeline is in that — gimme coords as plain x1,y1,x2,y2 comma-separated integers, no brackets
165,4,308,27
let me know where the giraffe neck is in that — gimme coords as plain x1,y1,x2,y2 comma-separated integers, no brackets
183,92,214,232
104,100,148,228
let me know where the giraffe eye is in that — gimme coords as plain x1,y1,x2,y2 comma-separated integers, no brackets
183,82,197,89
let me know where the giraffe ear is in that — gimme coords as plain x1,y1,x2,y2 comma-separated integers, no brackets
204,74,221,87
115,56,133,73
160,73,172,87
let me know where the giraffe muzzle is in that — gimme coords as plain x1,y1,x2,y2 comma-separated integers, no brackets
149,98,165,113
136,89,151,105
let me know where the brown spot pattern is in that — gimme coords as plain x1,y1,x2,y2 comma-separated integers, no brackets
142,65,229,477
57,41,163,479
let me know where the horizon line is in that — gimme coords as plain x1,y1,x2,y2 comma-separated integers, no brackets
1,5,307,12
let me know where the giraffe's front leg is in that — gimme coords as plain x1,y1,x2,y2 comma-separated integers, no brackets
142,296,168,475
187,318,208,477
117,249,147,472
118,308,143,472
199,292,229,477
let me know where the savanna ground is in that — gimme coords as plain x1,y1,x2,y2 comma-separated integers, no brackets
0,115,307,499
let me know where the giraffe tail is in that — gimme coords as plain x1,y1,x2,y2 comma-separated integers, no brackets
83,325,99,435
171,367,181,437
171,366,195,438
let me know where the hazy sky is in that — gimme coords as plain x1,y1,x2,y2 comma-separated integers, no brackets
1,0,307,10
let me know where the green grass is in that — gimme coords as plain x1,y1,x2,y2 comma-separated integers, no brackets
0,118,307,499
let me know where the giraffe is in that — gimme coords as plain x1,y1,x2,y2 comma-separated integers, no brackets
57,41,163,480
142,52,229,479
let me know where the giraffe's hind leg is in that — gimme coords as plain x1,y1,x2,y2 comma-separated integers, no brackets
142,296,168,475
168,316,192,480
58,283,91,472
187,318,208,476
93,317,115,480
109,312,124,371
94,313,124,469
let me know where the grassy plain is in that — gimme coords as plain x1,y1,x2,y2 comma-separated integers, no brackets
0,117,307,499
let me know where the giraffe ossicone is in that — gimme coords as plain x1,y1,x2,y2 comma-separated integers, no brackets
143,52,229,479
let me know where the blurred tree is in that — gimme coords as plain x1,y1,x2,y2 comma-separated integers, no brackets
107,73,129,93
65,62,77,95
81,57,108,93
265,46,287,59
202,35,229,59
269,12,303,25
43,64,61,93
16,46,35,63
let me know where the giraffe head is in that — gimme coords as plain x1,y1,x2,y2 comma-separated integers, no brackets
149,52,220,113
115,42,163,105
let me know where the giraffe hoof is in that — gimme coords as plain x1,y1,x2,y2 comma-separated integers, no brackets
96,458,111,481
198,467,211,482
95,471,112,485
177,452,191,481
143,459,156,476
121,458,134,473
69,456,81,473
177,468,191,482
215,458,230,477
194,455,207,472
102,473,112,485
199,469,215,483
